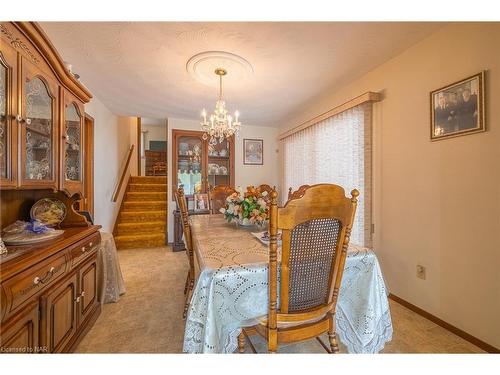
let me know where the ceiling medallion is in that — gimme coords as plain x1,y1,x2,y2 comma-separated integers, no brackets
200,68,241,145
186,51,253,86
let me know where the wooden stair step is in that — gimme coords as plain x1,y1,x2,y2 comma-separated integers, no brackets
115,233,166,250
117,221,166,236
129,176,167,184
123,200,166,211
119,210,166,223
128,183,167,192
125,192,167,201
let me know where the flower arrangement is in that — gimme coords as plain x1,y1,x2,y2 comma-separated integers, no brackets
220,186,270,226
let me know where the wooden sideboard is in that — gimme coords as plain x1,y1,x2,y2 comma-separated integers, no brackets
0,225,101,353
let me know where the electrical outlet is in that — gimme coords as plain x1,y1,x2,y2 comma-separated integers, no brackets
416,265,426,280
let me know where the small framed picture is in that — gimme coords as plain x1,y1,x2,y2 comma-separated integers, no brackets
193,193,209,212
243,139,263,165
430,71,485,141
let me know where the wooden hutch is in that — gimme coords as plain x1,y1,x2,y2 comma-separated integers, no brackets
0,22,101,353
171,129,235,251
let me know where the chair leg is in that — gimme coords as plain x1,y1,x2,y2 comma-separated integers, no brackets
268,329,278,353
238,331,246,353
183,271,195,319
328,313,339,353
183,272,190,295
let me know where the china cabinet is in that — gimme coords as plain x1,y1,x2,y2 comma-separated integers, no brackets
0,21,92,197
0,22,98,354
172,129,234,198
171,129,234,251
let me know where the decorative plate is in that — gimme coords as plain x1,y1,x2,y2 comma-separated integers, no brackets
3,230,65,245
30,198,67,227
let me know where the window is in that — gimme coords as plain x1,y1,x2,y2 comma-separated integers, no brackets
282,103,372,246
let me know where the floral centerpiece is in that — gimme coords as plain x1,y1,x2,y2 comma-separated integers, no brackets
220,186,270,226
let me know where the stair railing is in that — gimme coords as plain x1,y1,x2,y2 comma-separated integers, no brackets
112,144,135,202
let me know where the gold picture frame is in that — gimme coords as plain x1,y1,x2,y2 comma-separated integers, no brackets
430,71,485,141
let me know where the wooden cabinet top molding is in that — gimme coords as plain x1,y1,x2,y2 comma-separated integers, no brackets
0,22,92,103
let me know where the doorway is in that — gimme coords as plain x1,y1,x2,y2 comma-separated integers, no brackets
138,118,168,177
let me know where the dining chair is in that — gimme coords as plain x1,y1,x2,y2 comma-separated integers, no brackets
175,186,196,318
208,184,236,214
239,184,359,353
287,184,310,201
257,184,273,196
152,161,167,176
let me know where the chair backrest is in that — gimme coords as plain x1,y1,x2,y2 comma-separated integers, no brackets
267,184,358,327
287,185,310,201
152,161,167,176
175,187,194,267
257,184,273,196
208,184,236,214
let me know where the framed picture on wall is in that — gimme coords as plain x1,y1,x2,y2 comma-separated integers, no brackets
430,71,485,141
243,139,264,165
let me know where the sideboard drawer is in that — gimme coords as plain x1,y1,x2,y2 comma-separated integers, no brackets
1,252,68,318
69,232,101,267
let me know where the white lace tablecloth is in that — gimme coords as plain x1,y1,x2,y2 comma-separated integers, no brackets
183,215,392,353
97,231,126,304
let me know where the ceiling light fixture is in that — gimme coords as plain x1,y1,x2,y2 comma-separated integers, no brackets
200,68,241,145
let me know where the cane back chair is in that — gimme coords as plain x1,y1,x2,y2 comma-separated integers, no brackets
208,184,236,214
239,184,359,353
175,186,196,318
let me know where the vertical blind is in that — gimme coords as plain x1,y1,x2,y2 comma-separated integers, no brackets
282,103,372,246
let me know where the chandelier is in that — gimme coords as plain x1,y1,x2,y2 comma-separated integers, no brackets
200,68,241,144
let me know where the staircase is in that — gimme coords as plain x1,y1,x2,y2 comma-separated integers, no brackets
114,176,167,250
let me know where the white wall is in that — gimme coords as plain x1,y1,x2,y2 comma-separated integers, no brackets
167,117,280,241
279,23,500,348
143,124,167,148
85,96,129,232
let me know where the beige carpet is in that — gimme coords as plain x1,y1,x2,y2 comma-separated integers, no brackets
75,247,484,353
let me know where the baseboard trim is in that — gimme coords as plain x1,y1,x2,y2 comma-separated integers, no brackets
388,293,499,353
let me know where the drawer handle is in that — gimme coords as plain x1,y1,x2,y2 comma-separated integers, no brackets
33,266,56,285
74,291,85,303
81,246,86,253
15,114,31,125
89,242,93,247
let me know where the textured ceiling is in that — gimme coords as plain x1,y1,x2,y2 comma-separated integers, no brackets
40,22,443,127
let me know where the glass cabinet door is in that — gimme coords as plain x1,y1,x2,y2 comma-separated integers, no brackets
176,135,204,196
207,138,233,189
64,102,82,182
0,60,7,179
24,76,54,181
0,45,17,187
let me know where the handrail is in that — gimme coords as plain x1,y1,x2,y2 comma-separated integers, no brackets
112,144,134,202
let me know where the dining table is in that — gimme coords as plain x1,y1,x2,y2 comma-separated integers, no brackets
182,214,393,354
